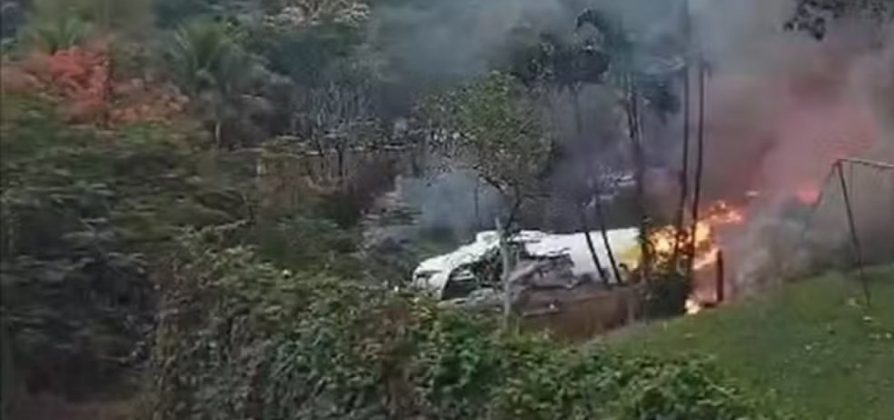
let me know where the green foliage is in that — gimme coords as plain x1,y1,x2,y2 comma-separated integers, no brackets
0,100,152,397
642,268,692,319
153,0,229,28
0,92,381,407
152,225,779,420
25,13,93,53
421,72,554,215
0,95,248,400
252,214,361,274
165,20,272,147
166,20,251,97
28,0,154,39
612,267,894,419
248,18,363,86
152,228,393,419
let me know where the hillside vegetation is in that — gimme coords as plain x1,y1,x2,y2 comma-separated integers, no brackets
0,92,777,420
1,0,891,419
607,266,894,420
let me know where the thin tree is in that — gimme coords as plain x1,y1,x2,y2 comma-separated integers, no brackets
672,0,692,271
166,21,266,148
578,198,609,285
421,72,554,327
592,179,623,283
577,8,683,280
569,84,610,286
688,58,707,275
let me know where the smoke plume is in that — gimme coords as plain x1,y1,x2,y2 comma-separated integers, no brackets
369,0,894,288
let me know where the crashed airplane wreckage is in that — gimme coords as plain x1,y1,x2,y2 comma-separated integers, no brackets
412,229,642,313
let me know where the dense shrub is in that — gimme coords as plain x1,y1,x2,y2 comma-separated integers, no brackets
1,44,189,126
0,94,379,410
0,95,243,403
642,268,692,319
153,227,780,420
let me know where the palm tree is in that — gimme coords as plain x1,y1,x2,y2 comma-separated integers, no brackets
167,21,267,147
28,0,152,42
27,14,93,53
168,21,240,96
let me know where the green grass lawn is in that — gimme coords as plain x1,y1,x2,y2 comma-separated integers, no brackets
605,265,894,420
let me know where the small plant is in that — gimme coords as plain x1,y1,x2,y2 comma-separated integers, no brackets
643,267,692,318
26,15,93,54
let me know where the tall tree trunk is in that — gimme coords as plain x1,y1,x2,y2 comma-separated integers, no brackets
672,2,692,271
626,77,651,281
573,84,608,285
688,59,707,276
504,193,524,229
578,204,608,285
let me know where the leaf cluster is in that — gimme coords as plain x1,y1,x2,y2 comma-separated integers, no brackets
0,95,247,399
420,72,554,210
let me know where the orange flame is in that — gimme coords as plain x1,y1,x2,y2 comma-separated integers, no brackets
796,185,821,205
644,200,746,313
648,201,745,271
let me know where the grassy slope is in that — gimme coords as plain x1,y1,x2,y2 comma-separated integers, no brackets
606,266,894,420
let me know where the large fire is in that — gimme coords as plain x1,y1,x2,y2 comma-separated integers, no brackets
650,201,746,270
647,201,747,314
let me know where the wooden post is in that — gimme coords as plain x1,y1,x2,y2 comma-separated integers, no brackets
716,250,725,303
836,162,871,307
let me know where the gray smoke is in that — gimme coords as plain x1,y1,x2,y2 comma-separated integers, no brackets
687,0,894,292
367,0,894,288
368,0,573,82
397,170,502,239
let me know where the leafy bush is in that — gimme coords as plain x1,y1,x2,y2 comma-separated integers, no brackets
0,95,244,402
152,227,780,420
642,268,692,319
